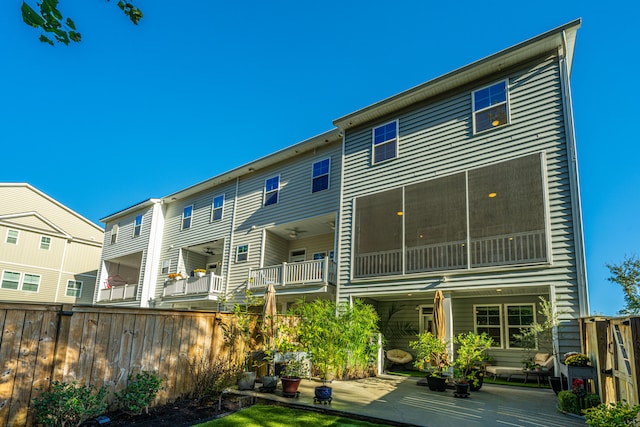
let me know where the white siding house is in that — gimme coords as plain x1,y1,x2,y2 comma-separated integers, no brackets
94,19,587,361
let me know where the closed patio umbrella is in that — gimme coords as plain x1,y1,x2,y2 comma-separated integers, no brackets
433,290,445,341
262,283,277,375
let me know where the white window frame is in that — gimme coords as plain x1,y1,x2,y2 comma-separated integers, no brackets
236,244,249,263
505,303,537,350
311,158,331,193
473,304,504,349
211,195,224,222
22,273,41,292
133,214,143,237
289,249,306,263
472,80,510,134
6,229,19,244
40,236,52,250
264,176,280,206
161,260,171,275
66,280,83,298
182,205,193,230
418,305,434,334
1,270,21,290
372,120,398,165
111,224,118,245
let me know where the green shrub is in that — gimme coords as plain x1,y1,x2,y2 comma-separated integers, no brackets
584,401,640,426
114,371,163,415
558,390,581,415
32,381,108,427
564,353,591,366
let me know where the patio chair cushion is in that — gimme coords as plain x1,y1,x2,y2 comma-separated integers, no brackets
386,349,413,365
534,352,554,369
485,365,523,380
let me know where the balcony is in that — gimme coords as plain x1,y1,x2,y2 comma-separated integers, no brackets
354,229,547,277
163,273,224,299
248,258,336,289
97,284,138,302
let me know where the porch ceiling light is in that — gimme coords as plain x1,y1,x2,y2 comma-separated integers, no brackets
496,288,502,292
492,119,500,127
488,192,497,198
396,211,403,216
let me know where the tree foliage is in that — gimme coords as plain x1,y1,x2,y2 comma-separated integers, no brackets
606,254,640,315
21,0,142,45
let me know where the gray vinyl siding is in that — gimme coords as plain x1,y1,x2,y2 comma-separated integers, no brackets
153,181,238,302
226,142,342,294
338,55,582,350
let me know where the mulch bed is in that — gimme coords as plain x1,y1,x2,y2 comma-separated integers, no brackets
82,394,252,427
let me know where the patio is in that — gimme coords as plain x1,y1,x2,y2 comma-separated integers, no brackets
232,374,586,427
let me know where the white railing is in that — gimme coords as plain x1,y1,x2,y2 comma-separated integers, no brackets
97,284,138,302
354,230,547,277
163,273,224,297
248,258,336,289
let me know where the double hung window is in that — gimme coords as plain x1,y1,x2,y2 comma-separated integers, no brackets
264,176,280,206
372,121,398,164
236,245,249,262
66,280,83,297
40,236,51,250
6,229,19,244
312,159,330,193
473,80,509,133
133,215,143,237
474,303,536,349
111,225,118,244
212,195,224,221
182,205,193,230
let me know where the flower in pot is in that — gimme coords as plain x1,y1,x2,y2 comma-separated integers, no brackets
453,332,494,395
168,272,183,280
564,353,590,367
409,332,449,392
194,268,206,278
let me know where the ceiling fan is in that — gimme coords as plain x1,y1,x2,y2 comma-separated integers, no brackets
203,248,216,255
287,227,306,239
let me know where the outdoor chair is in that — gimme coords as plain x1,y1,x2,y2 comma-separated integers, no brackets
385,349,413,369
485,352,554,381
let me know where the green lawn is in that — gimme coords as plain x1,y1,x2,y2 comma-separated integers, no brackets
195,404,393,427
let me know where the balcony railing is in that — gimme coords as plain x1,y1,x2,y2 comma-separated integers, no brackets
248,258,336,289
97,284,138,302
354,229,547,277
163,273,224,297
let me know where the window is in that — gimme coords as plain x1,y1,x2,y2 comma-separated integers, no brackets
1,271,20,290
182,205,193,229
236,244,249,262
22,274,40,292
475,305,503,347
473,303,536,349
133,215,143,237
290,249,306,263
211,195,224,221
313,251,327,260
66,280,83,297
111,224,118,244
506,304,536,349
40,236,51,250
6,229,19,244
264,176,280,206
312,158,330,193
473,80,509,133
161,260,170,275
372,121,398,164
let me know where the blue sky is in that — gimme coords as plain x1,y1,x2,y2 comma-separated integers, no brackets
1,1,638,315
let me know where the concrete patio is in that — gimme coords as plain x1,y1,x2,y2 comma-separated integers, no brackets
232,374,586,426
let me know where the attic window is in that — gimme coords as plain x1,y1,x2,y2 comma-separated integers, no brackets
473,81,509,133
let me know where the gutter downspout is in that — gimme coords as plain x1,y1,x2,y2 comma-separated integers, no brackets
559,30,590,317
225,177,241,301
335,129,346,305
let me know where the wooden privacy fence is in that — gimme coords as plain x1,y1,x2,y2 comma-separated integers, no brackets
0,302,264,427
580,316,640,405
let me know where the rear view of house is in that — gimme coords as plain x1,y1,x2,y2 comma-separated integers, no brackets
0,183,103,304
93,19,588,364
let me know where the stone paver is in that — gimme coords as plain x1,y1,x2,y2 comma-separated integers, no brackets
233,375,586,427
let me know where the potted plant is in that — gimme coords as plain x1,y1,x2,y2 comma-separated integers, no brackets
194,268,206,278
280,355,307,397
452,332,494,396
409,331,449,392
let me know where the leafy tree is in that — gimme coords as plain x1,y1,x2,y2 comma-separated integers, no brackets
607,254,640,315
21,0,142,45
